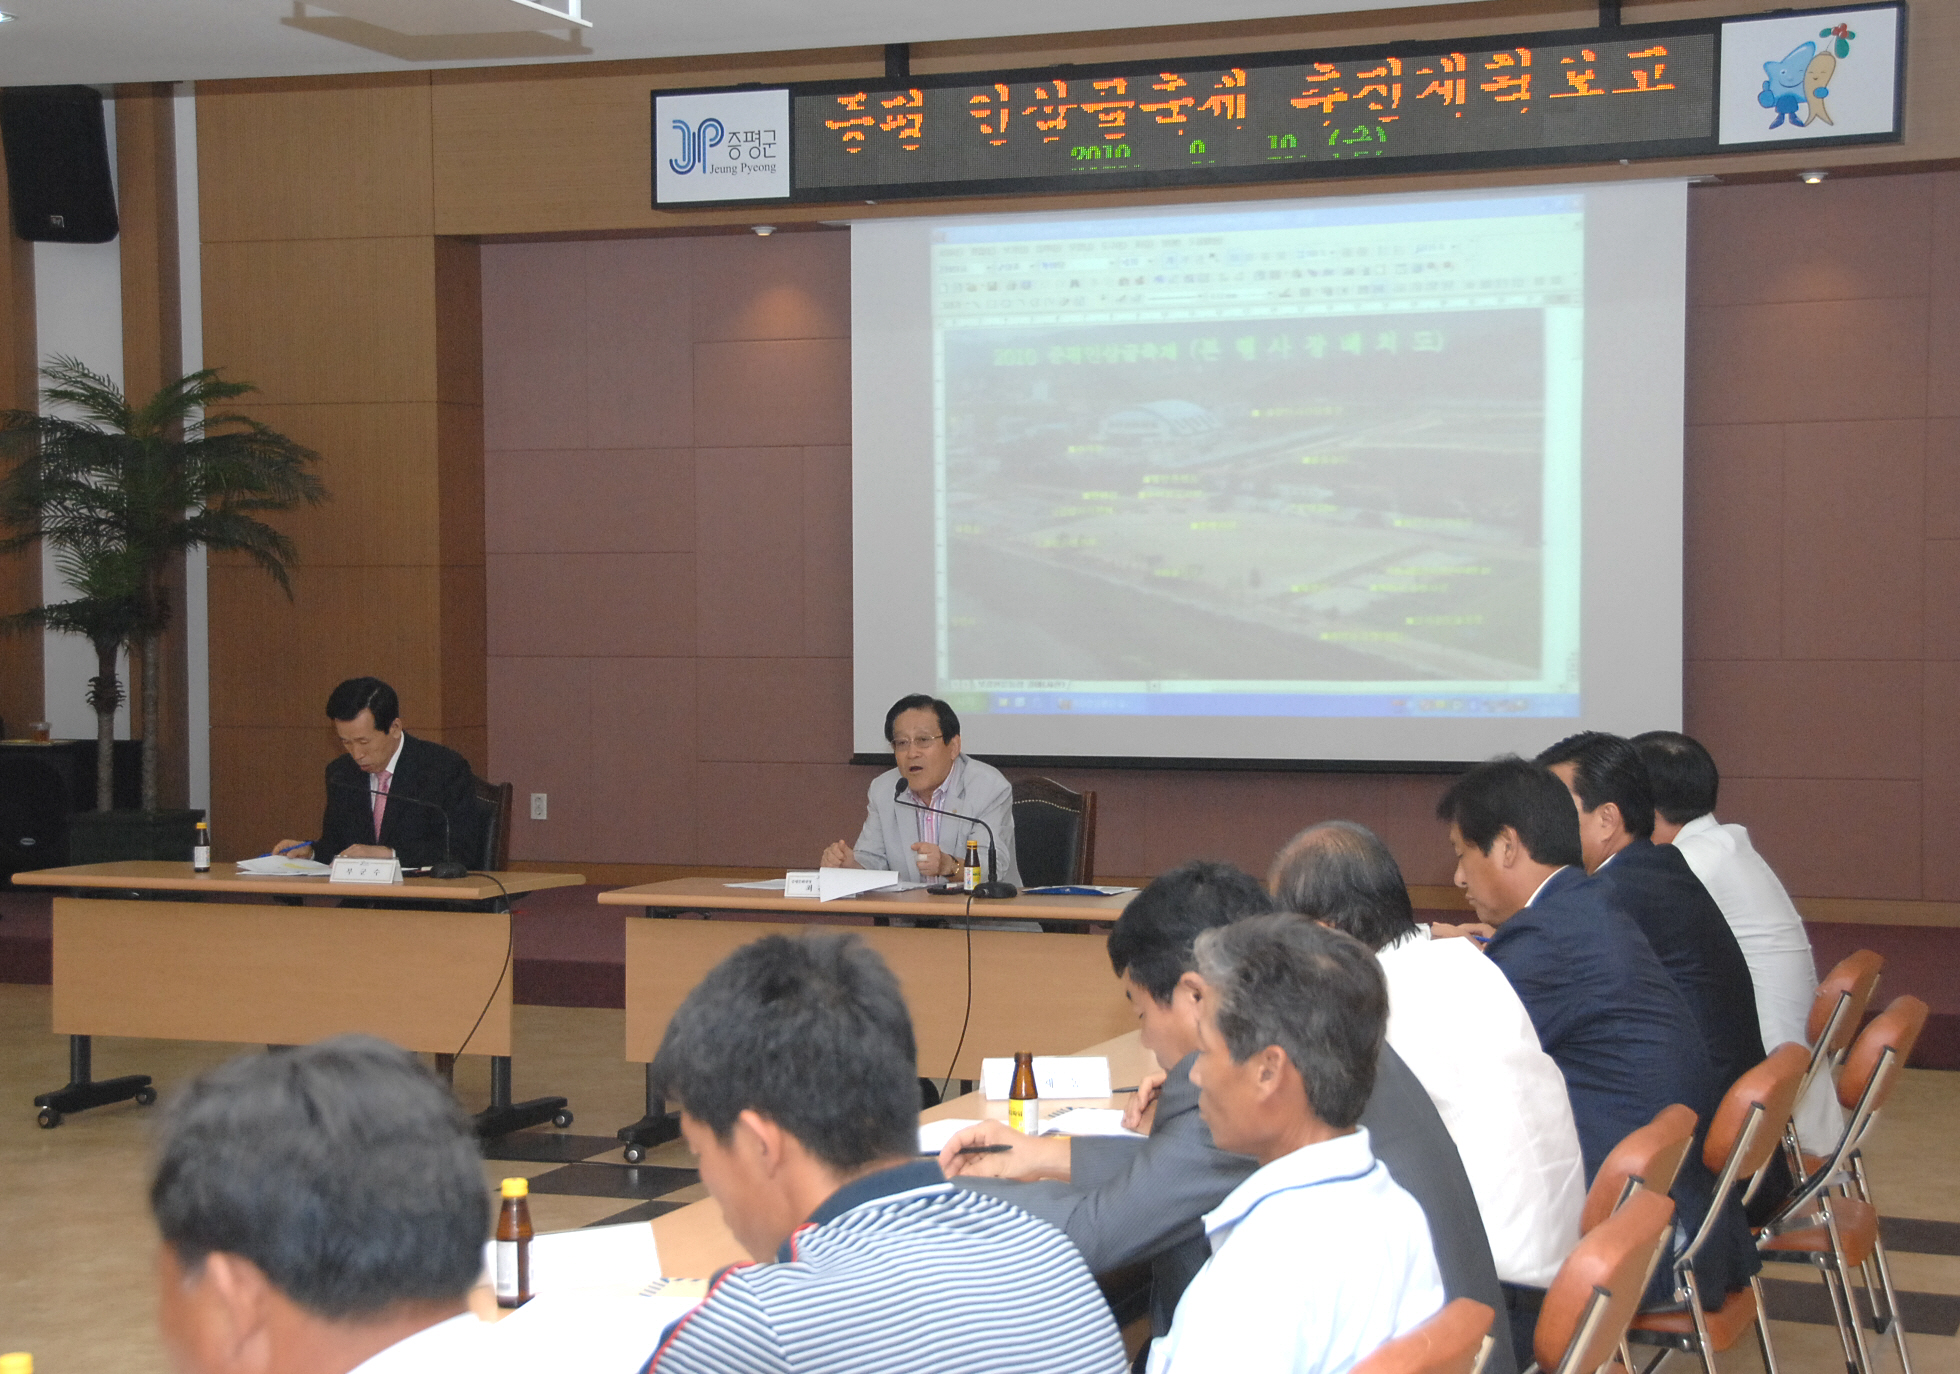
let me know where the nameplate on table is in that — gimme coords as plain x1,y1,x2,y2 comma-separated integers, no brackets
330,856,403,885
981,1056,1111,1100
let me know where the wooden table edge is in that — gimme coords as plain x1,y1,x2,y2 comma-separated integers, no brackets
14,862,585,901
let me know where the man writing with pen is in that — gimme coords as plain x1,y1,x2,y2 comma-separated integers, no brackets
273,676,479,872
820,694,1021,887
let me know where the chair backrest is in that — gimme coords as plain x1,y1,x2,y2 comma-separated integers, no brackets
470,777,513,871
1580,1103,1698,1234
1707,1042,1809,1178
1010,776,1097,886
1836,994,1929,1113
1350,1298,1495,1374
1536,1187,1676,1374
1806,949,1884,1055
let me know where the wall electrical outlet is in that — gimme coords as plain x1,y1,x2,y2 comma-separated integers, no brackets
530,793,548,820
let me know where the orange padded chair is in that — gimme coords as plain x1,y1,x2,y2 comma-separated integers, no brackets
1526,1188,1676,1374
1581,1103,1699,1235
1627,1043,1808,1374
1350,1297,1496,1374
1760,995,1928,1374
1788,951,1884,1171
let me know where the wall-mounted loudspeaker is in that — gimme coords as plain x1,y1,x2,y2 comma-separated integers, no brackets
1,85,119,244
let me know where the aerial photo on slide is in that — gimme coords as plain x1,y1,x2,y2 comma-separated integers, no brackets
941,306,1553,688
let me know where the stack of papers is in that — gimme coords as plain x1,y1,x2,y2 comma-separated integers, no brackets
478,1221,662,1298
1040,1108,1145,1139
234,855,332,876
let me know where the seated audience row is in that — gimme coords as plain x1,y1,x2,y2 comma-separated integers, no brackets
148,726,1821,1374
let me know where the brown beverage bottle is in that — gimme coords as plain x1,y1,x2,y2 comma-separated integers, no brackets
495,1177,533,1307
1008,1051,1039,1135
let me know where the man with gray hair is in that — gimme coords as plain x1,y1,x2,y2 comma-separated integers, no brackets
1147,913,1445,1374
151,1036,494,1374
1270,821,1585,1293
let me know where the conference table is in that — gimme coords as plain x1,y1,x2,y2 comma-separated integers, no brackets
13,860,584,1135
596,878,1138,1158
649,1028,1161,1279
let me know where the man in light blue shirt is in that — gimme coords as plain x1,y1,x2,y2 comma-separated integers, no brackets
1148,914,1446,1374
821,694,1019,886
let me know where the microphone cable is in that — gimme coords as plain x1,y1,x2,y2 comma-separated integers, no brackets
452,867,514,1061
938,886,976,1098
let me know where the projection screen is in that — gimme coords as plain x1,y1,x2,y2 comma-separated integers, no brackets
851,181,1685,764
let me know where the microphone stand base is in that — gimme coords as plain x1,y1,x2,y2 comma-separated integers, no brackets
972,882,1019,900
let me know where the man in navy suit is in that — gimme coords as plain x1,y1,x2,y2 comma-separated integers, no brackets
1435,756,1759,1320
1536,732,1767,1099
275,677,478,872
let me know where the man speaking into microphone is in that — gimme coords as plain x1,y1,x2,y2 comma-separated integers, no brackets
821,694,1020,887
274,677,478,871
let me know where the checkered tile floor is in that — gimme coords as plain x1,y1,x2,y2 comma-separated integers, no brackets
482,1129,703,1229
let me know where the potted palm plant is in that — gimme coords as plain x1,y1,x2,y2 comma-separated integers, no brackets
0,356,327,861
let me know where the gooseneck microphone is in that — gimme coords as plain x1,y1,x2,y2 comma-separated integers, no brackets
327,778,470,880
894,775,1018,899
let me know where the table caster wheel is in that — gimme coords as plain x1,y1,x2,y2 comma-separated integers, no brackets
135,1086,158,1106
38,1107,61,1129
552,1109,574,1128
623,1144,646,1164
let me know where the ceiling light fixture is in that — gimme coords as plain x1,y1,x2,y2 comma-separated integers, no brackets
752,225,776,237
0,12,16,20
1799,169,1829,184
507,0,590,27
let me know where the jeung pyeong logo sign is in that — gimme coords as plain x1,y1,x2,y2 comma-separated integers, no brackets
654,89,791,204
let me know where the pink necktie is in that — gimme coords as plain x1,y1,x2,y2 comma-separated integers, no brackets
372,769,392,840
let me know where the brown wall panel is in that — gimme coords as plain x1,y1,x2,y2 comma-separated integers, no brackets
439,562,487,733
198,73,435,243
210,725,339,857
208,563,448,729
202,237,440,405
214,403,441,565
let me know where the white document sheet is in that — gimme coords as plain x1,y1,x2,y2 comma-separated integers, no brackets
1040,1107,1145,1139
917,1118,983,1154
980,1056,1112,1101
478,1222,661,1298
818,866,899,901
235,855,332,876
489,1290,699,1374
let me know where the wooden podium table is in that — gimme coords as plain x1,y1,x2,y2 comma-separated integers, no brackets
13,861,583,1134
596,877,1137,1159
650,1029,1162,1278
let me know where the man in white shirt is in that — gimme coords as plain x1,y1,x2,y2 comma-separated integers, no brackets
151,1036,494,1374
1632,730,1843,1150
1147,913,1445,1374
1269,820,1585,1290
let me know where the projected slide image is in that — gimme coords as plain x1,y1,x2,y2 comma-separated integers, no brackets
941,309,1549,696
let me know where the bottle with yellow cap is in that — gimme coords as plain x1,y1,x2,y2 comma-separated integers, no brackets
2,1353,33,1374
494,1177,533,1308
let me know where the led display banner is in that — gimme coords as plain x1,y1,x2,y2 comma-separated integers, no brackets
651,4,1904,208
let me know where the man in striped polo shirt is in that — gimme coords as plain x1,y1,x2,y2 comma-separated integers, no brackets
640,932,1129,1374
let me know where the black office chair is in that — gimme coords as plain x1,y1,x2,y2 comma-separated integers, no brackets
471,776,513,871
1010,776,1098,886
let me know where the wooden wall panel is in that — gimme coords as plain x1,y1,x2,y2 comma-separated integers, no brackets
209,563,449,726
201,237,440,405
197,73,435,243
209,725,338,857
207,403,441,566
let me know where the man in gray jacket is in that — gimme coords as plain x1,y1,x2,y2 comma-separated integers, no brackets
940,861,1515,1374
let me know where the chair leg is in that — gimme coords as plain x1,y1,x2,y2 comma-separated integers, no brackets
1683,1268,1719,1374
1748,1276,1781,1374
1824,1207,1876,1374
1814,1253,1864,1374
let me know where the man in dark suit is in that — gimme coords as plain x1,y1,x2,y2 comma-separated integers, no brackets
937,861,1517,1374
1535,731,1767,1099
1436,756,1760,1327
275,677,478,872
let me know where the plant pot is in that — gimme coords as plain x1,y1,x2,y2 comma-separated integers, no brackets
65,809,206,865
